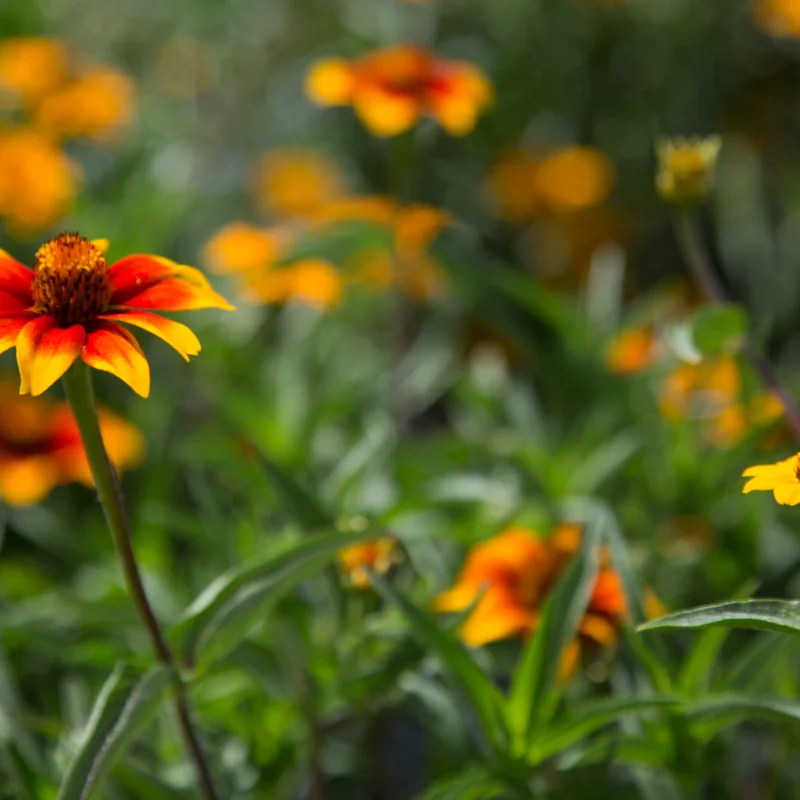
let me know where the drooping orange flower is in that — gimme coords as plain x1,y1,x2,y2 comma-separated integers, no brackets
203,223,288,275
243,259,344,310
339,538,400,588
606,327,660,375
252,148,347,221
0,128,79,234
0,379,143,506
0,233,233,397
306,44,492,138
433,525,630,669
0,37,69,107
34,66,136,141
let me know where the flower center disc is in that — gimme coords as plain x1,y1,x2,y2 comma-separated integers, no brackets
32,233,112,326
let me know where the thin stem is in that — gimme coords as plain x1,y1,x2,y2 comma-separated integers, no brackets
674,210,800,445
62,362,219,800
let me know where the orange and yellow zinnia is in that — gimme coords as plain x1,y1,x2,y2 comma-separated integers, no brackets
0,380,143,506
306,45,492,137
339,538,400,588
742,453,800,505
434,525,628,659
0,233,233,397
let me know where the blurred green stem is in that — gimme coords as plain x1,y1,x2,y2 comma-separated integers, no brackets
62,361,219,800
674,211,800,444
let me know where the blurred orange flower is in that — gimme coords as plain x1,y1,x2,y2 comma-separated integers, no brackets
203,223,287,275
753,0,800,38
659,356,783,447
253,148,347,221
0,37,69,107
606,328,660,375
339,538,400,588
434,524,633,680
0,129,79,234
306,45,492,137
243,259,343,310
0,380,143,506
34,66,136,141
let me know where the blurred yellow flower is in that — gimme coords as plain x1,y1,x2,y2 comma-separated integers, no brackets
0,128,79,233
339,538,400,588
0,380,143,506
34,66,136,141
753,0,800,38
0,37,69,107
244,258,343,310
306,44,492,137
486,145,614,223
742,453,800,505
535,147,615,215
606,327,659,375
656,136,722,205
203,223,287,275
253,148,347,220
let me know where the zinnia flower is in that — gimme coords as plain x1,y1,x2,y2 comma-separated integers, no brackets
753,0,800,38
0,233,233,397
656,136,722,206
433,525,628,660
0,379,143,506
0,37,69,107
339,538,400,588
306,44,492,138
742,453,800,505
606,327,659,375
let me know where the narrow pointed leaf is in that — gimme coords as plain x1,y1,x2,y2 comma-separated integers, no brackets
368,571,506,750
639,600,800,636
57,664,174,800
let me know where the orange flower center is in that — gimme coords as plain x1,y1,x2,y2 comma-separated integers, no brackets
32,233,112,326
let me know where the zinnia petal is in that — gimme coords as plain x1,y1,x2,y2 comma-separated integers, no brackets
109,255,234,311
352,85,420,138
82,321,150,397
99,311,201,361
772,483,800,506
305,59,356,106
0,312,35,355
459,585,536,647
16,315,57,394
0,250,34,306
0,455,60,506
26,323,86,396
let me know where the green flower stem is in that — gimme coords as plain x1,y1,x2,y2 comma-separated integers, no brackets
61,361,219,800
675,210,800,445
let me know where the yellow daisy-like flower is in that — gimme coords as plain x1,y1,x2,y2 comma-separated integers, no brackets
656,136,722,206
742,454,800,505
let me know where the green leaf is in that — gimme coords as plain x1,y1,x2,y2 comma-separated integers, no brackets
506,515,602,748
691,304,748,357
529,696,684,764
368,571,507,750
685,695,800,741
415,768,507,800
57,663,174,800
639,599,800,636
677,579,759,696
172,532,371,669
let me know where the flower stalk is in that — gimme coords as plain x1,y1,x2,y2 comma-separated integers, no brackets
674,210,800,444
61,360,219,800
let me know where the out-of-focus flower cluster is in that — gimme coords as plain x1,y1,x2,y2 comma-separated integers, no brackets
0,378,143,506
0,37,136,234
204,147,451,309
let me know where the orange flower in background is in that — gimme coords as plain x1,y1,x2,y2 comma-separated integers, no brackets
253,148,347,220
0,37,69,107
339,538,400,588
433,524,630,676
203,223,287,275
659,356,783,447
306,44,492,137
0,129,79,234
243,259,343,310
742,453,800,505
0,233,233,397
0,380,143,506
485,149,541,223
34,66,136,141
753,0,800,38
606,328,660,375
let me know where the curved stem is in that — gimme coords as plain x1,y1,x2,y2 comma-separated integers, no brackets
674,210,800,445
62,362,219,800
